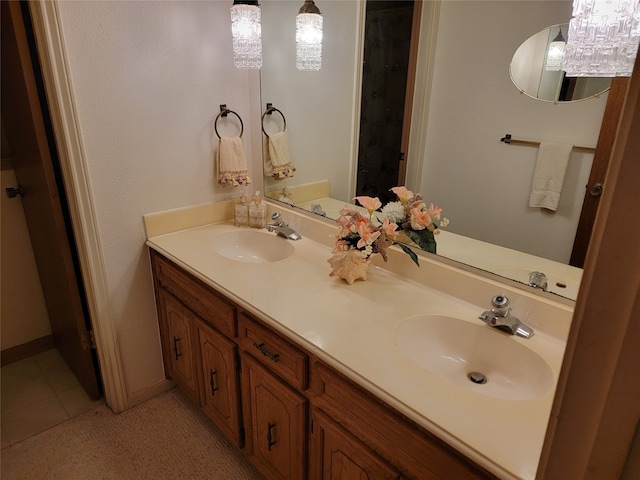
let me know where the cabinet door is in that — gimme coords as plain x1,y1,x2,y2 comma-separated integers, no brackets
160,289,198,402
310,408,401,480
242,353,307,480
196,318,243,448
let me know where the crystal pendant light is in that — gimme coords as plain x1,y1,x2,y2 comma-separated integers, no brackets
545,27,567,71
231,0,263,69
563,0,640,77
296,0,323,71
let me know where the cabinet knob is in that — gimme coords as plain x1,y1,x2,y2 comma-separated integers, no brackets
267,422,276,451
173,336,183,360
253,342,280,363
209,369,219,396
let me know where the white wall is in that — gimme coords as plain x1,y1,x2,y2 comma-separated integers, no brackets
419,1,607,263
261,0,360,201
55,0,259,399
1,169,52,350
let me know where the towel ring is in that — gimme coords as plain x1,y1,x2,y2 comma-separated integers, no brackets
261,103,287,139
215,104,244,139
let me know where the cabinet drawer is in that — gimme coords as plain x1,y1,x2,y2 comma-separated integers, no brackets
310,361,497,480
153,252,236,338
238,312,308,390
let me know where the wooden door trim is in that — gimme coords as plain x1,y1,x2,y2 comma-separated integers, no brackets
28,1,128,412
537,54,640,479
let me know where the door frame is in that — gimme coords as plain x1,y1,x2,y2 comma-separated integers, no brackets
28,0,127,413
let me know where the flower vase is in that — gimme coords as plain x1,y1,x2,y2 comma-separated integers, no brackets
327,250,373,285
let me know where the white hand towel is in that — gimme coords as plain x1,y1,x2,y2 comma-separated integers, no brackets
528,142,573,211
217,137,252,187
266,132,296,179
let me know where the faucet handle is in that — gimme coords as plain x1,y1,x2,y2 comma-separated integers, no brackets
491,294,510,317
528,271,548,290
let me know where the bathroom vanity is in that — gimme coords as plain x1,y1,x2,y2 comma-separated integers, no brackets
145,202,572,480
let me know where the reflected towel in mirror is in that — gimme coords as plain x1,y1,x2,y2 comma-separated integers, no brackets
528,142,573,211
217,136,252,187
264,131,296,179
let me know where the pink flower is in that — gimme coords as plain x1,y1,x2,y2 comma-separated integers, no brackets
409,205,432,230
427,203,442,220
353,196,382,217
390,186,414,204
356,220,380,248
381,218,398,241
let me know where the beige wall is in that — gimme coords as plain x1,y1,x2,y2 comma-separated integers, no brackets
54,0,260,399
1,168,51,350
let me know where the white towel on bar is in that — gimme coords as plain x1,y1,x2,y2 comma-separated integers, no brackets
264,132,296,179
217,137,252,187
528,142,573,211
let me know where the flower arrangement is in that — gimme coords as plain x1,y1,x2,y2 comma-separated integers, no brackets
329,187,448,281
327,197,399,284
377,186,449,265
333,197,399,262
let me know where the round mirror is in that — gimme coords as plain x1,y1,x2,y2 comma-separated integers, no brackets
510,24,612,102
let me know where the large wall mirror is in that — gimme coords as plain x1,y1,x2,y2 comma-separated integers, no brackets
260,0,611,301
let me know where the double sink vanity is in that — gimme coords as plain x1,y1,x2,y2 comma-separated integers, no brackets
144,199,573,480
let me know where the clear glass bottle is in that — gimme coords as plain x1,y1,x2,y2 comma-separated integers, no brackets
234,190,249,227
249,191,266,228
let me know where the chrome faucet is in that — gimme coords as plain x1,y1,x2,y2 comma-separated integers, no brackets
479,294,534,338
266,212,302,240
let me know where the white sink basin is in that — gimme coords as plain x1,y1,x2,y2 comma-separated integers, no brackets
395,315,554,401
210,230,295,263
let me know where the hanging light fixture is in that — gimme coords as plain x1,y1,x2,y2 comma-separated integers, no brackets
545,27,567,71
296,0,323,71
562,0,640,77
230,0,262,69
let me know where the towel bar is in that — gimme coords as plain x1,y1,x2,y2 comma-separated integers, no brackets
215,104,244,138
500,134,596,154
261,103,287,138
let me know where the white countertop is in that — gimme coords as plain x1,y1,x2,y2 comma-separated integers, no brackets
146,211,570,480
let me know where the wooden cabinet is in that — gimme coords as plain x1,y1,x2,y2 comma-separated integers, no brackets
195,318,243,448
150,250,497,480
310,408,401,480
242,353,307,480
158,289,198,402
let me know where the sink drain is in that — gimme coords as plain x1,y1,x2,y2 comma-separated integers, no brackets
467,372,487,385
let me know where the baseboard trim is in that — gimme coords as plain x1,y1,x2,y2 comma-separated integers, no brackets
1,335,55,366
126,379,174,410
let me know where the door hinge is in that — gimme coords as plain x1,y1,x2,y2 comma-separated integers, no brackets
80,330,97,350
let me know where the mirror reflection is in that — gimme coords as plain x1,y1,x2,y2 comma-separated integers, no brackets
260,0,611,301
510,23,612,102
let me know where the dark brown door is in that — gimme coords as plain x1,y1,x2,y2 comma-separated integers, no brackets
570,77,630,267
1,1,101,399
356,0,420,204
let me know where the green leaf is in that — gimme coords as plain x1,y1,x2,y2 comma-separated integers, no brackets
404,229,437,254
397,243,420,267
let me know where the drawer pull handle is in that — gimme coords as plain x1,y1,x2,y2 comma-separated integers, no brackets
253,342,280,363
209,369,219,396
267,422,276,451
173,336,183,360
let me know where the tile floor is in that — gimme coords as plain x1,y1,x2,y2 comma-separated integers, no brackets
1,348,104,448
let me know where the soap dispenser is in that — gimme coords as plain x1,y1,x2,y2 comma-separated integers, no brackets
249,191,267,228
234,189,248,227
